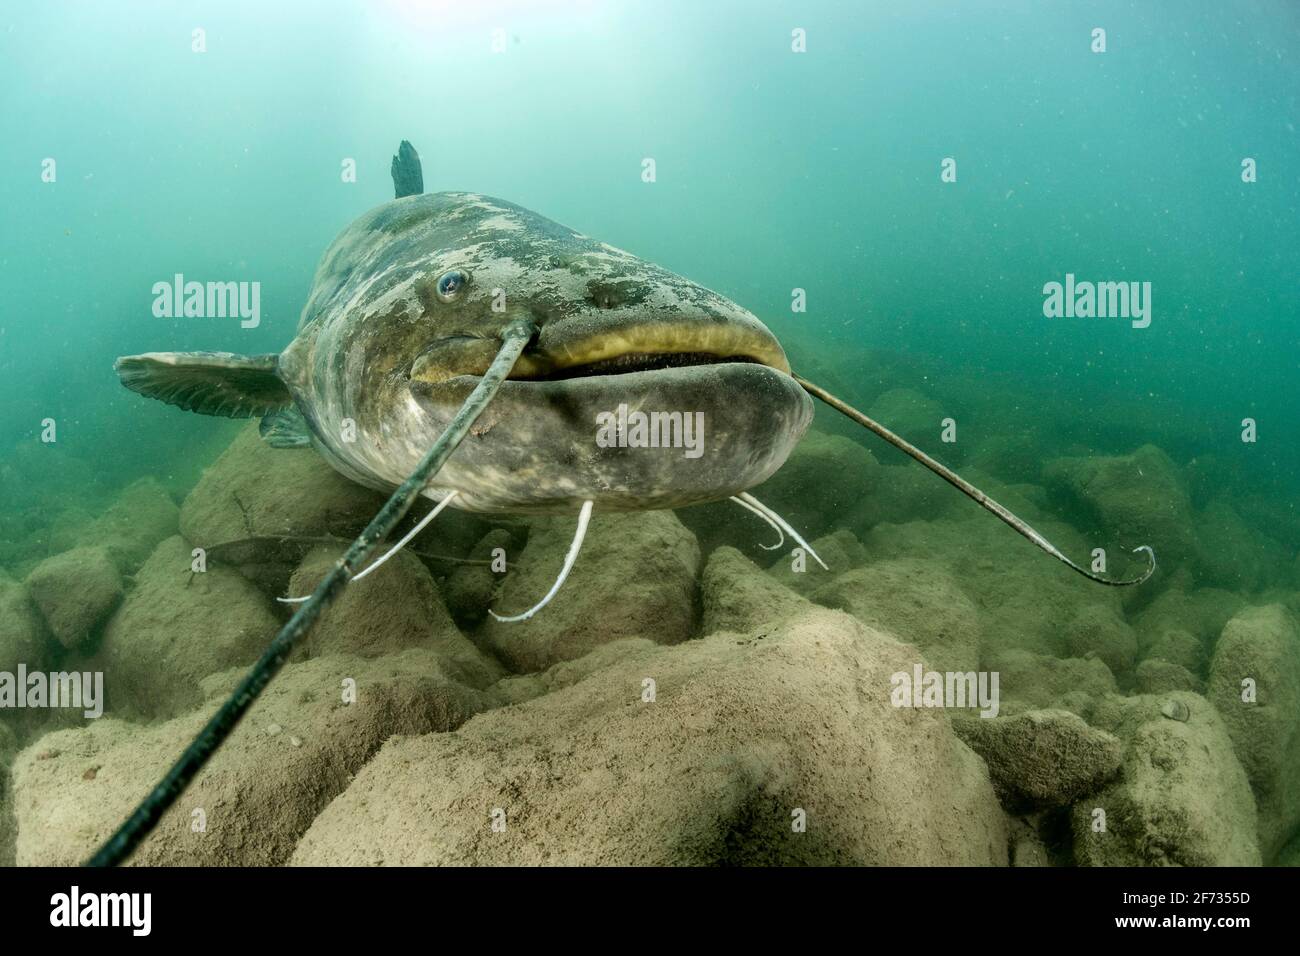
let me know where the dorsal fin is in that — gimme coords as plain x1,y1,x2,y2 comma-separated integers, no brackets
391,140,424,198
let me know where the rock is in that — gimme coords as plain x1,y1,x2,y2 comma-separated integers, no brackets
24,547,123,650
765,528,866,595
953,709,1123,809
850,465,966,531
479,511,700,673
441,528,514,630
1007,816,1053,867
985,649,1117,715
287,545,502,689
966,434,1044,484
1132,582,1245,649
811,559,980,673
51,477,180,574
1207,605,1300,862
1061,605,1137,678
866,388,952,459
1072,692,1260,866
860,513,1123,661
1134,658,1202,695
171,421,489,599
292,609,1008,866
180,424,388,547
1140,627,1206,674
13,650,489,866
490,639,663,708
701,546,814,635
1279,833,1300,867
98,536,279,719
1196,498,1287,592
1043,444,1198,569
745,430,883,543
0,572,51,676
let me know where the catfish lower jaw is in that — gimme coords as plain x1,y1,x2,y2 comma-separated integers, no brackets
409,362,814,514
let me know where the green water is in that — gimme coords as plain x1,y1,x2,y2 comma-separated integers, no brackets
2,1,1296,554
0,1,1297,867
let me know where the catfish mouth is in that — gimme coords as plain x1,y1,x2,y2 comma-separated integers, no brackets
505,317,792,382
513,351,765,382
409,317,791,386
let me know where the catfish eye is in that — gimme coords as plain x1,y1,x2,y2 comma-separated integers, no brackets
435,269,469,302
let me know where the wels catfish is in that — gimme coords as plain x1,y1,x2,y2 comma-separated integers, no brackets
93,141,1153,866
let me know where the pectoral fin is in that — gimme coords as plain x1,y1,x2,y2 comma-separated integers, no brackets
114,351,291,417
259,407,313,448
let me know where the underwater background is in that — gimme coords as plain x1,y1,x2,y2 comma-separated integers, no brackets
0,0,1297,866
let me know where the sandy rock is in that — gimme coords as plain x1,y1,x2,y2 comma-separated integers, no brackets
1196,498,1287,592
1134,658,1203,695
861,513,1122,661
1132,581,1245,648
746,430,883,542
13,650,488,866
701,546,815,636
966,434,1044,483
1008,817,1052,867
1044,444,1198,569
850,464,966,531
491,638,662,708
287,545,502,689
1072,692,1260,866
479,511,700,673
1140,627,1206,674
765,528,866,595
1062,605,1137,678
986,649,1117,715
51,477,180,574
812,559,980,673
24,547,123,650
441,528,514,630
180,423,386,544
98,536,279,719
866,388,951,458
953,709,1123,809
0,572,51,676
1207,605,1300,861
292,609,1008,866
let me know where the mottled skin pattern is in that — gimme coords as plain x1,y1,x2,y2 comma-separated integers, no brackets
277,191,813,513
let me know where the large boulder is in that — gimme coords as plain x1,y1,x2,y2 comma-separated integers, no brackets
24,547,123,650
811,559,981,673
862,387,966,471
1043,444,1198,570
287,545,502,689
97,536,279,718
479,511,700,673
765,528,866,595
12,650,489,866
0,572,50,676
859,513,1125,661
984,649,1117,716
953,709,1123,809
179,424,389,549
744,430,883,543
1207,605,1300,862
700,546,815,636
441,528,516,630
1061,605,1138,679
292,608,1009,866
50,477,179,574
1071,692,1260,866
